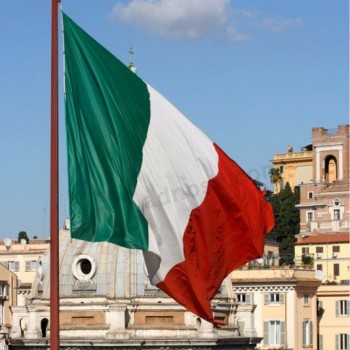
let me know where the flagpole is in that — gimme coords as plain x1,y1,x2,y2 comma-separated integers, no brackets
50,0,60,349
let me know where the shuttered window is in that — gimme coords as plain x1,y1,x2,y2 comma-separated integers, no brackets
336,300,350,316
263,320,285,346
302,320,313,346
336,334,350,350
318,334,323,350
264,293,285,304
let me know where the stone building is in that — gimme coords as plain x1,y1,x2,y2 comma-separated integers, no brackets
9,228,262,349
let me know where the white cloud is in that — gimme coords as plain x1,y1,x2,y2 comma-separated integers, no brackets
260,17,303,33
227,25,251,42
111,0,230,39
110,1,303,41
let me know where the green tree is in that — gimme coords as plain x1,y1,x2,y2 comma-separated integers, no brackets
266,183,299,265
18,231,29,244
269,167,282,193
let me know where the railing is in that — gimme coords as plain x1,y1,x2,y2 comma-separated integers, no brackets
303,219,350,232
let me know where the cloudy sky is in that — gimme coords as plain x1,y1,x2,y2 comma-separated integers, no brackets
0,0,348,238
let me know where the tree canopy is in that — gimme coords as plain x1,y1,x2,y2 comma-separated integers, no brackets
266,182,300,265
17,231,29,244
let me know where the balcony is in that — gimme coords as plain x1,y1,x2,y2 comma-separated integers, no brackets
302,219,350,233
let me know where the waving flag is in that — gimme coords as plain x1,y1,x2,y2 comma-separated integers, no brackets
63,13,274,324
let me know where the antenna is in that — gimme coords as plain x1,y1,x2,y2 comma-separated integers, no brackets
128,46,137,74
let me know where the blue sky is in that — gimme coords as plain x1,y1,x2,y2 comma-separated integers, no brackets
0,0,348,239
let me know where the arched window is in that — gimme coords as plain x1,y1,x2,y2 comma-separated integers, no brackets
325,155,337,183
41,318,49,338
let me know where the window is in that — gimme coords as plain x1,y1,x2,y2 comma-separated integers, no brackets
336,300,350,316
336,334,349,350
307,212,314,222
264,320,285,346
318,334,324,350
266,251,275,266
316,264,323,271
0,283,8,297
236,293,251,304
334,209,341,220
302,247,310,255
316,246,323,259
7,261,19,272
303,320,313,346
333,246,340,253
304,294,310,305
25,260,38,272
307,191,314,199
334,264,340,277
264,293,285,304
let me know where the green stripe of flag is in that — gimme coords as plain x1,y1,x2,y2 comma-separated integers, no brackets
63,13,149,250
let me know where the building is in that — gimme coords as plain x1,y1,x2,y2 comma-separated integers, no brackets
0,264,17,327
317,284,350,350
271,145,313,193
249,239,280,268
0,238,49,306
230,268,321,350
293,125,349,235
293,124,350,350
9,228,262,349
0,264,17,350
294,231,350,350
271,124,349,196
295,232,349,284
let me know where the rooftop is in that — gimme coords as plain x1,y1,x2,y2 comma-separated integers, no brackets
295,232,349,245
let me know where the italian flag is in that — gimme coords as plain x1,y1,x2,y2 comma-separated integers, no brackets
63,13,274,324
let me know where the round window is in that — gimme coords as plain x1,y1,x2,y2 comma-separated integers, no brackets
334,199,340,206
72,255,96,281
80,259,92,275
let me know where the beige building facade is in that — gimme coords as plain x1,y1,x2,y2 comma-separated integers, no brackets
0,238,49,306
317,284,350,350
230,268,321,350
295,232,349,283
271,145,313,193
249,239,280,268
0,264,17,327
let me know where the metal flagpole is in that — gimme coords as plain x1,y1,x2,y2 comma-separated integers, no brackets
50,0,60,349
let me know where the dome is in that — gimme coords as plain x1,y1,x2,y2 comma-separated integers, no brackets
32,229,147,299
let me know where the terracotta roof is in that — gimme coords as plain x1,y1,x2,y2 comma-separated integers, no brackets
295,233,350,245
